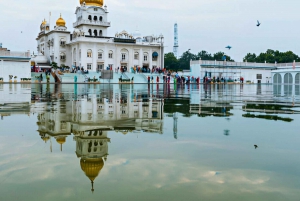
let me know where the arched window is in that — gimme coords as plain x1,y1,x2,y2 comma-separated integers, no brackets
88,29,92,36
98,49,104,59
99,30,103,36
134,52,139,60
88,15,92,20
87,49,92,58
273,73,282,84
121,49,129,61
60,52,66,60
94,29,98,37
108,50,113,59
152,52,158,61
295,73,300,85
284,73,293,84
93,16,97,21
143,53,148,62
99,16,103,21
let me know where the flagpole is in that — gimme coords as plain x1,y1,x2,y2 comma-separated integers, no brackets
49,12,51,28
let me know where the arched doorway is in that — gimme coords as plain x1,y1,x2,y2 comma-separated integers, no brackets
273,73,282,84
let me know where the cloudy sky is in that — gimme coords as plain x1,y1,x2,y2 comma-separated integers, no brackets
0,0,300,61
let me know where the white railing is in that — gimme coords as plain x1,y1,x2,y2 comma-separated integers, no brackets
73,20,111,27
0,51,30,58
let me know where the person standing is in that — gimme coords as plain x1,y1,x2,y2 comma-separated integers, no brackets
148,76,150,84
156,76,159,83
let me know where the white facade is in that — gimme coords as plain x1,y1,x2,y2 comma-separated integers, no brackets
33,2,164,72
190,60,274,84
0,48,31,82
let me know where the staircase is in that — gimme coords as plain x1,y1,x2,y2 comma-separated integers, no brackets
51,69,62,83
122,72,130,79
140,73,148,81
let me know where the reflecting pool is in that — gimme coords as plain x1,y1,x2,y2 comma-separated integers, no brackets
0,83,299,201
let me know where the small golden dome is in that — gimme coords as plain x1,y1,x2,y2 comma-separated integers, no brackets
80,0,104,7
42,19,47,25
80,158,104,181
56,14,66,27
56,137,66,145
42,137,50,143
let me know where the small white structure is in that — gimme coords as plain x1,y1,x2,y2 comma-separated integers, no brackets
190,60,276,83
33,0,164,73
0,45,31,82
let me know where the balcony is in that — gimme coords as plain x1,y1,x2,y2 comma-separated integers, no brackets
73,20,111,27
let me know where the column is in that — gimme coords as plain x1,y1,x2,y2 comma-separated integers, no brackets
149,49,153,71
139,49,143,68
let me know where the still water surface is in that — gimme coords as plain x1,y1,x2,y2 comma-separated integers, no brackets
0,83,299,201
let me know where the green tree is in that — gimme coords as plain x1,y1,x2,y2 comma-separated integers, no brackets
178,50,197,70
243,49,300,63
213,52,234,61
196,50,213,60
243,53,257,62
51,62,58,69
164,52,178,70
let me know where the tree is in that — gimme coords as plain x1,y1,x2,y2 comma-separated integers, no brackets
178,50,197,70
164,52,178,70
51,62,58,69
243,53,257,62
243,49,300,63
196,50,213,60
213,52,234,61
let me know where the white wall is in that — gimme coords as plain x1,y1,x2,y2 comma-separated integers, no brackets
0,59,31,82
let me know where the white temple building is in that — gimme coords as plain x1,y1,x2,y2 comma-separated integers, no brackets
32,0,164,73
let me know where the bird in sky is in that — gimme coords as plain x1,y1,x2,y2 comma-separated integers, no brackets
257,20,261,27
254,145,258,149
225,46,232,50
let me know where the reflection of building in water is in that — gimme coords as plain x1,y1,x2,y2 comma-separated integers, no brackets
74,129,110,192
0,84,31,120
35,90,163,191
189,85,234,117
242,101,300,122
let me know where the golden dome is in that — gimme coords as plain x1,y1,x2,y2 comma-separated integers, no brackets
80,158,104,181
80,0,104,7
56,14,66,27
42,137,50,143
41,19,47,26
80,158,104,192
56,137,66,144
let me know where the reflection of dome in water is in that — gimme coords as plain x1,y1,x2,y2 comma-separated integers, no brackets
80,158,104,192
56,137,66,151
121,131,128,135
56,137,66,144
42,136,50,143
80,0,104,7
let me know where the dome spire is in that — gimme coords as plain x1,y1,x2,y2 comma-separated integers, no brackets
91,181,94,193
